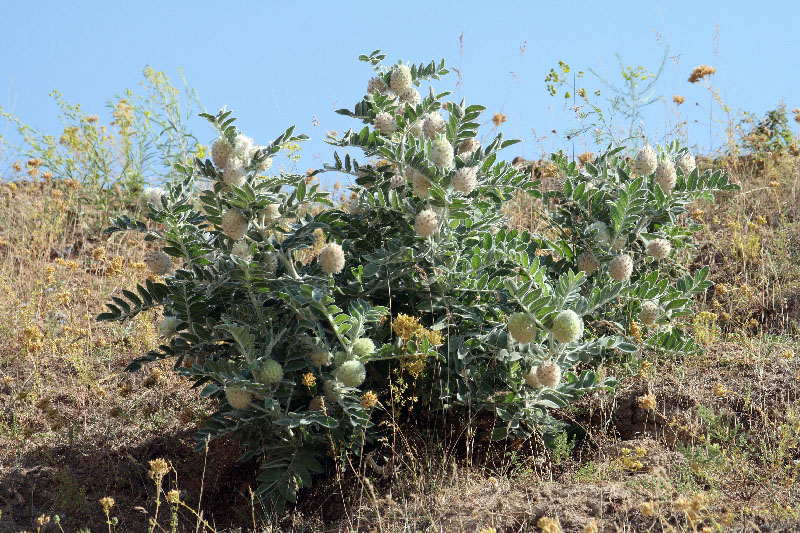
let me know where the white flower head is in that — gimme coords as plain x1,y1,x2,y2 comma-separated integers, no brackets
452,166,478,194
552,310,583,343
367,76,388,94
676,151,696,175
211,137,232,168
536,361,562,388
141,186,165,209
430,137,454,169
632,145,658,176
577,251,599,276
409,121,423,138
655,160,677,193
158,316,180,337
223,157,247,187
319,242,345,274
232,133,254,162
390,64,412,93
415,209,438,238
352,338,375,357
647,238,671,260
336,360,366,387
639,300,659,325
524,367,542,388
587,221,611,246
457,138,480,156
231,240,252,260
423,112,447,139
409,169,432,199
309,348,331,367
144,250,172,276
225,388,252,410
508,312,537,344
221,209,249,241
397,87,420,106
610,236,627,253
255,359,283,386
609,254,634,281
259,203,281,224
374,112,397,136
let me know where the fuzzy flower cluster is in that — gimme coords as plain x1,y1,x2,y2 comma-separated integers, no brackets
423,112,447,139
457,138,480,156
577,251,599,276
319,242,345,274
141,186,165,209
536,361,562,388
226,388,252,409
212,133,272,186
336,360,366,387
609,254,633,281
158,316,180,337
452,166,478,194
676,151,696,175
508,312,537,344
430,137,454,169
144,250,172,275
410,170,431,198
632,145,657,176
373,112,397,136
221,209,249,241
647,238,671,260
639,300,659,325
414,209,438,238
390,64,412,92
551,310,583,343
352,337,376,357
655,160,677,193
255,359,283,386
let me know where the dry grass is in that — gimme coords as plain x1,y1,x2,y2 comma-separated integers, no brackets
1,152,800,532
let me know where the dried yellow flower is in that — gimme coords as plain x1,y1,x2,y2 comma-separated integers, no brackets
640,500,658,517
166,489,180,504
492,112,507,126
638,393,656,411
360,390,378,409
537,516,561,533
148,458,170,482
301,372,316,388
673,95,686,105
688,64,717,83
99,496,115,513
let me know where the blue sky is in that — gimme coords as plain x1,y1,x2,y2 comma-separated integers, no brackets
2,1,798,186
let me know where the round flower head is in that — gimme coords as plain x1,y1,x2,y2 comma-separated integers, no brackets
423,112,447,139
211,137,232,168
654,160,677,193
141,186,165,209
415,209,438,238
524,367,542,388
254,358,283,386
430,137,454,169
452,166,478,194
508,312,537,344
639,300,659,325
225,388,252,410
256,152,273,173
336,360,366,388
632,145,658,176
319,242,345,274
144,250,172,276
332,350,347,368
610,236,627,253
352,338,376,357
647,238,671,260
264,252,278,275
259,203,281,224
552,310,583,343
576,251,600,276
676,151,696,176
409,121,423,138
158,316,179,337
609,254,634,281
308,396,328,412
410,170,431,198
223,157,246,187
397,87,420,106
221,209,249,241
367,76,388,94
374,112,397,136
587,221,611,247
536,361,562,388
309,348,331,367
389,174,406,189
457,138,480,156
324,379,341,403
232,133,254,162
390,64,412,92
231,241,252,260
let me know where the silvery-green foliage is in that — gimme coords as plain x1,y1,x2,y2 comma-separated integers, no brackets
98,51,732,512
543,143,739,353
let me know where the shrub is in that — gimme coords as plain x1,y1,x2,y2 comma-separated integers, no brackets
99,51,738,512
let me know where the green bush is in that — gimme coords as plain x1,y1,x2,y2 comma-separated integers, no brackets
99,51,737,513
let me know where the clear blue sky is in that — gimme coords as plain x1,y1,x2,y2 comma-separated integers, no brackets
2,1,798,187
